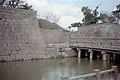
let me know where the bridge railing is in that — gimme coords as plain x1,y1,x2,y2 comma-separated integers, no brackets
69,37,120,47
61,66,118,80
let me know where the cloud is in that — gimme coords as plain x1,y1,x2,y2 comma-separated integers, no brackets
59,16,82,28
24,0,83,30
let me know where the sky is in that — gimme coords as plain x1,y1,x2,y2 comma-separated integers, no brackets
24,0,120,30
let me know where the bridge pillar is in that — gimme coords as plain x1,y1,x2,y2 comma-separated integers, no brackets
89,49,93,60
113,53,115,61
77,48,81,58
102,51,107,61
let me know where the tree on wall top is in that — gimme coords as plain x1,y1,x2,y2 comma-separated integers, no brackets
112,4,120,24
70,4,120,29
70,6,100,28
20,3,33,10
81,6,100,25
71,22,82,28
0,0,5,6
0,0,21,8
0,0,33,10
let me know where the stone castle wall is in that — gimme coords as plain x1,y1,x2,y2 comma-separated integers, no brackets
41,30,64,43
41,30,77,58
0,7,76,61
0,7,46,61
70,23,120,51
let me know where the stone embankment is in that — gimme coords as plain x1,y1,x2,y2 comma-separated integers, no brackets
0,7,76,62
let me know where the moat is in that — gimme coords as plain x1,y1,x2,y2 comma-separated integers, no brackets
0,58,119,80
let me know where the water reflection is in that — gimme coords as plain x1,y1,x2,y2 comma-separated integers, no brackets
0,58,118,80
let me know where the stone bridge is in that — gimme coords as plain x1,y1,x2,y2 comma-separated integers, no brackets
69,24,120,63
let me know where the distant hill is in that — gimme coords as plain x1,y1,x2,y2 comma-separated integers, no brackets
38,19,69,32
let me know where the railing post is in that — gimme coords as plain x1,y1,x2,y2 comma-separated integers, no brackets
112,66,118,80
61,76,69,80
94,69,101,80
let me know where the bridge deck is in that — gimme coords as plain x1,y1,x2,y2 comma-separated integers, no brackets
70,46,120,54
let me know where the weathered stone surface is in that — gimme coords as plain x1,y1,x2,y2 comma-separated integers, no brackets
0,7,46,61
70,23,120,51
0,7,76,61
41,29,77,58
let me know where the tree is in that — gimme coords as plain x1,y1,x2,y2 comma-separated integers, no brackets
4,0,22,8
81,6,100,25
99,13,115,23
69,6,101,29
0,0,5,6
0,0,33,11
44,12,60,24
71,22,82,28
112,4,120,24
20,3,33,10
0,0,24,8
68,26,71,30
112,4,120,14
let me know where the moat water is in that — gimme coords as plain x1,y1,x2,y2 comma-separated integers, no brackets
0,58,119,80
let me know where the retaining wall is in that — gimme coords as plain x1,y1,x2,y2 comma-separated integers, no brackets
70,23,120,51
0,7,46,61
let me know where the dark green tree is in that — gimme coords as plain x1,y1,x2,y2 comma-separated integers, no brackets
71,22,82,28
70,6,100,28
3,0,22,8
112,4,120,24
0,0,33,11
81,6,100,25
99,13,115,23
0,0,5,6
68,26,71,30
112,4,120,14
20,3,33,10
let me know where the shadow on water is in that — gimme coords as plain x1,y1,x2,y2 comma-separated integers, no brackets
0,58,119,80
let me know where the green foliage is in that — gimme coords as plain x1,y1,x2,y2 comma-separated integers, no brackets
70,6,101,28
20,3,33,10
112,4,120,24
81,6,100,25
99,13,115,23
99,4,120,24
0,0,33,11
112,9,120,14
112,4,120,14
1,0,23,8
71,22,82,27
68,26,71,30
0,0,5,6
70,4,120,28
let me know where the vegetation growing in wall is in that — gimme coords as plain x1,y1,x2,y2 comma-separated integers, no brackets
112,4,120,23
